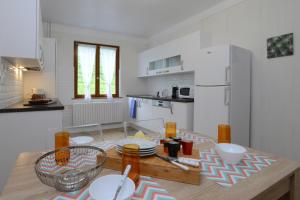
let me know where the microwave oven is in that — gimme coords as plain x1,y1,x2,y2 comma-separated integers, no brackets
178,86,194,99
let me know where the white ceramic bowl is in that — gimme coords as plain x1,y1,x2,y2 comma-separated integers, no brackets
215,143,247,165
70,136,94,145
89,175,135,200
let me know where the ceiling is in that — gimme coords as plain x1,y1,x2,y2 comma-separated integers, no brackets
41,0,224,38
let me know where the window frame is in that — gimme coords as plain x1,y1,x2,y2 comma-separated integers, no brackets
74,41,120,99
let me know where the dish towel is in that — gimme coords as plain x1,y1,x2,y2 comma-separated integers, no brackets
51,176,176,200
130,99,137,119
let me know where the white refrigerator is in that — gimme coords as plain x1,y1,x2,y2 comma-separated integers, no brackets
194,45,251,146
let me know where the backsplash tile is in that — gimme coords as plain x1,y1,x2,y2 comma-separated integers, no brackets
145,72,194,96
0,58,23,109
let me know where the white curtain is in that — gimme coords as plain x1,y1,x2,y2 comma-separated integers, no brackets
100,47,116,99
78,44,96,100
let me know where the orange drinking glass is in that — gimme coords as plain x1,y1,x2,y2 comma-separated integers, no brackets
218,124,231,143
55,132,70,166
122,144,140,185
165,122,176,138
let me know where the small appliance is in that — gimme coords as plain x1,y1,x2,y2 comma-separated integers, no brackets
172,86,178,99
178,86,194,99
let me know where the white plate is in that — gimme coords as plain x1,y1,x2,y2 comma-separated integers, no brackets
115,138,157,150
116,149,156,154
116,145,156,152
89,175,135,200
70,136,94,145
115,148,156,157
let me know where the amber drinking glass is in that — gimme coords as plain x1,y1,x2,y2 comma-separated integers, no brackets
218,124,231,143
55,132,70,166
165,122,176,138
122,144,140,185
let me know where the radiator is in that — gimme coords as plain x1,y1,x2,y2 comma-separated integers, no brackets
72,101,124,126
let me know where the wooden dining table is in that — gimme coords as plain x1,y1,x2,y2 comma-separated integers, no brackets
1,141,300,200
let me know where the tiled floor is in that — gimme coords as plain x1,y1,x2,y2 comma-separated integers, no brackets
70,128,126,142
70,127,162,144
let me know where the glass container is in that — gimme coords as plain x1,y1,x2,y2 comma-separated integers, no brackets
218,124,231,143
122,144,140,185
55,131,70,166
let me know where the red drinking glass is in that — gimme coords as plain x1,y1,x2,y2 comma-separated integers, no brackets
182,140,193,155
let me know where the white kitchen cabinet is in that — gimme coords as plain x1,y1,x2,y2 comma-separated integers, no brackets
180,32,210,72
136,98,153,120
0,110,63,191
137,31,211,77
0,0,44,69
152,105,173,122
151,101,194,130
128,98,194,130
128,97,153,120
138,52,149,77
171,102,194,130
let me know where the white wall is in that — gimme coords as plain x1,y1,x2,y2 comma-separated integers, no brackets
48,23,148,126
149,0,300,161
0,58,23,109
50,23,148,105
23,38,56,99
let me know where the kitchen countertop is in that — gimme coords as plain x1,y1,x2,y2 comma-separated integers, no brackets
127,94,194,103
0,99,64,113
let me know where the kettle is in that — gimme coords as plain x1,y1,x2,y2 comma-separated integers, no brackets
172,86,178,99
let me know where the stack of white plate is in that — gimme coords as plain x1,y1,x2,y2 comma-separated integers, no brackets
70,136,94,145
115,138,157,157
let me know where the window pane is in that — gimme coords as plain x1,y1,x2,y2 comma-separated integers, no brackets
99,47,117,95
77,45,96,95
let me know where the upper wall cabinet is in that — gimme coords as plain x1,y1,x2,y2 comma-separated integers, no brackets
138,31,211,77
0,0,44,70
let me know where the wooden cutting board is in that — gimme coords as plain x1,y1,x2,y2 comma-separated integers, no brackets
103,145,201,185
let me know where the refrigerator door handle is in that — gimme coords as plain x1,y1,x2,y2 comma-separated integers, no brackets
224,87,231,106
225,66,231,84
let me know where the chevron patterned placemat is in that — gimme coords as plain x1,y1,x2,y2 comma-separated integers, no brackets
180,131,213,144
149,130,212,145
90,140,116,151
200,149,276,187
51,176,175,200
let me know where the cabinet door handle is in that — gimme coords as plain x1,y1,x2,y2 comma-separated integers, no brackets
224,87,230,106
180,60,184,70
170,103,173,114
39,45,44,66
225,66,231,84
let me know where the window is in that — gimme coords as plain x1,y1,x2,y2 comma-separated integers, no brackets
74,41,120,98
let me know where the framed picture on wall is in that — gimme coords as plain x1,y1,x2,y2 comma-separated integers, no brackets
267,33,294,59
